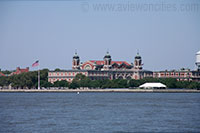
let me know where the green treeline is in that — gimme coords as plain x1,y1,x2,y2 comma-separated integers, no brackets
0,69,200,89
0,69,51,89
68,74,200,89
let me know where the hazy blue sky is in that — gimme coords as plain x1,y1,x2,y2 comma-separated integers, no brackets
0,0,200,71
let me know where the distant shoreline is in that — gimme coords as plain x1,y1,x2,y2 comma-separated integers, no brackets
0,89,200,93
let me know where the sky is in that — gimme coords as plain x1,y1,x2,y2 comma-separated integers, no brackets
0,0,200,71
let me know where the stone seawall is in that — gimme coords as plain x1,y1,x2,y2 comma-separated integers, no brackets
0,89,200,93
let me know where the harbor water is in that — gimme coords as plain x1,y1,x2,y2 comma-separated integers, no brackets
0,92,200,132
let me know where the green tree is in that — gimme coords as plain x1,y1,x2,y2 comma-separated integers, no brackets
1,70,12,75
69,81,80,89
187,82,199,89
101,79,113,88
160,78,177,88
40,69,49,81
54,68,61,72
41,80,53,88
0,76,10,87
53,80,69,87
117,79,128,88
73,73,91,88
90,80,101,88
128,79,140,88
74,73,88,81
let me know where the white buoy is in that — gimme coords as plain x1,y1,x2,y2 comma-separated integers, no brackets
77,92,80,94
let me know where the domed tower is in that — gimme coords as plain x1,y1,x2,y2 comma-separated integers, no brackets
72,51,80,69
134,52,143,70
196,50,200,71
103,51,112,70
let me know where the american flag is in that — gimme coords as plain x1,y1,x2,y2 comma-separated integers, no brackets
32,60,39,67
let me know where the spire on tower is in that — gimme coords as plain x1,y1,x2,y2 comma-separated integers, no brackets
106,49,110,55
134,50,142,70
72,49,80,69
75,49,78,56
136,49,139,56
103,49,112,70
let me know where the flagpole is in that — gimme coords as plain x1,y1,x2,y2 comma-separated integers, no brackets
38,63,40,90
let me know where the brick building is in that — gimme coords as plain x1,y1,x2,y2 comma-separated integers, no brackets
48,52,153,83
153,51,200,82
153,69,200,82
9,67,29,76
0,72,5,77
48,51,200,83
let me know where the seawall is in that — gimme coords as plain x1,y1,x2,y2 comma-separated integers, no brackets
0,89,200,93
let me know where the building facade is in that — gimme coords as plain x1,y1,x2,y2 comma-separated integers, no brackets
153,69,200,82
9,67,29,76
48,52,153,83
0,72,5,77
153,51,200,82
48,51,200,83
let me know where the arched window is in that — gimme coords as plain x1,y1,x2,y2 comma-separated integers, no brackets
84,64,92,70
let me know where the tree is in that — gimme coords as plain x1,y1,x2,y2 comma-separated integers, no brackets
128,79,140,88
53,80,69,87
187,82,199,89
73,73,91,88
69,81,79,89
0,76,10,87
73,73,88,81
160,78,177,88
117,79,128,88
41,80,53,88
1,70,13,75
40,69,49,81
90,80,101,88
101,79,113,88
54,68,61,72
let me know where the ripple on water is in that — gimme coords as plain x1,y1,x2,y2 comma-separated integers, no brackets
0,93,200,132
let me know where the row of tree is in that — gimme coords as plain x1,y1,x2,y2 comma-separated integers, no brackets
0,69,50,89
0,70,200,89
67,74,200,89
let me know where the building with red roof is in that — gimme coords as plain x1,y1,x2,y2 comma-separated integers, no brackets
74,52,135,71
0,72,5,77
10,67,29,76
48,51,200,83
48,52,153,83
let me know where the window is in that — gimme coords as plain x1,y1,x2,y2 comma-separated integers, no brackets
84,64,92,70
171,73,174,76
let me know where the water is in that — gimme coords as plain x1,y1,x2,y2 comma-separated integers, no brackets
0,92,200,133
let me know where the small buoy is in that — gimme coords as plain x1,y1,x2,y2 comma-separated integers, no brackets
77,92,80,94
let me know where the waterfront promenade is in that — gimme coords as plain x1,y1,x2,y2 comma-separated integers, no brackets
0,89,200,93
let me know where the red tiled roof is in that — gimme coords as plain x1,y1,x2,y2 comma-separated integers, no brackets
0,72,5,76
89,60,131,66
18,69,29,73
10,67,29,75
89,60,104,65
